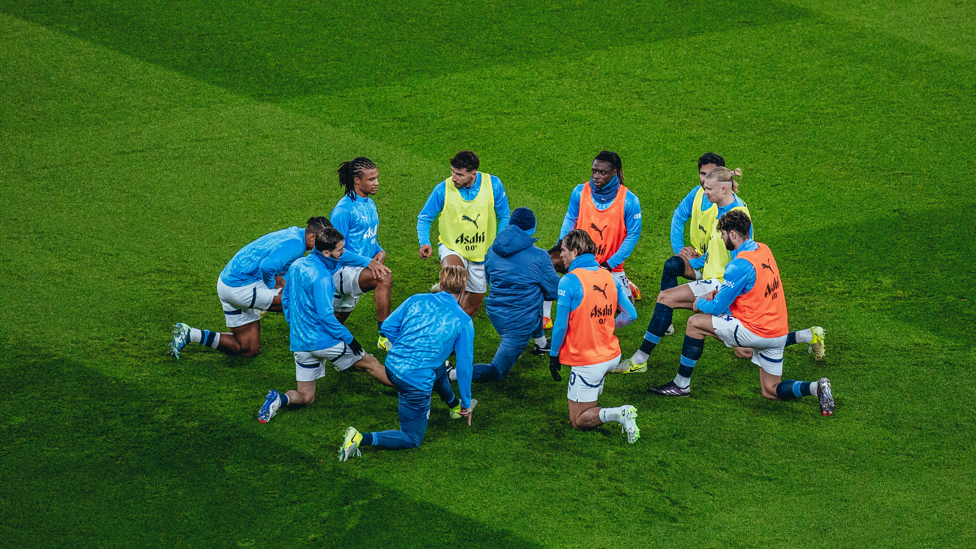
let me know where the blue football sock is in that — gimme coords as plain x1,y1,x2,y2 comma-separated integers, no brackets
785,332,797,347
775,380,813,401
660,255,685,292
279,393,290,407
377,320,384,332
639,303,674,354
674,336,705,387
202,330,218,349
361,432,374,446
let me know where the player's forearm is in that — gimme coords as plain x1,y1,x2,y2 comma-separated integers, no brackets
670,213,687,254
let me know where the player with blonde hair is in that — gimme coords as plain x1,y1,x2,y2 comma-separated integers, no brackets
618,165,759,374
338,265,476,460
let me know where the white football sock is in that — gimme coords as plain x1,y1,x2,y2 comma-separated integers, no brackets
809,380,819,396
599,407,622,424
209,333,221,349
795,328,813,343
534,336,547,347
632,350,649,364
673,374,690,388
189,328,203,343
543,301,553,318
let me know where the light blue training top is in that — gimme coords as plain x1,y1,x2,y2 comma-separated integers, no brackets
281,249,353,352
549,254,638,358
330,194,384,260
220,226,307,289
381,292,475,409
416,172,511,249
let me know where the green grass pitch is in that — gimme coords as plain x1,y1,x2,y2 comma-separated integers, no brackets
1,0,974,547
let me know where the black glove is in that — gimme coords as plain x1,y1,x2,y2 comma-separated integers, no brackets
549,355,562,382
348,338,364,356
600,261,612,270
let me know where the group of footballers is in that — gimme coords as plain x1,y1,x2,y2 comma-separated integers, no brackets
168,149,835,462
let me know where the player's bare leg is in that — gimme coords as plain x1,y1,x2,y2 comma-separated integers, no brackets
568,399,640,443
568,400,604,430
285,380,319,406
351,353,394,387
620,284,699,373
440,254,482,316
734,347,753,359
334,267,393,324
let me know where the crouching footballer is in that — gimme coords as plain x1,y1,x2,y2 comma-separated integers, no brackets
338,265,476,461
257,228,392,423
549,229,641,444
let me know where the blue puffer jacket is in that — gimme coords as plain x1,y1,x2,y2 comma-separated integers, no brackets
485,225,561,336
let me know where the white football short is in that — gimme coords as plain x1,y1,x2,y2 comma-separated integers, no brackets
711,314,788,376
438,244,487,293
566,355,619,402
688,278,723,298
293,341,367,382
612,270,633,301
216,278,281,328
332,266,365,313
693,268,703,281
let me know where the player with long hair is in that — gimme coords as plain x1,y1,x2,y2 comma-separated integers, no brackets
548,230,641,444
330,156,394,350
338,266,476,460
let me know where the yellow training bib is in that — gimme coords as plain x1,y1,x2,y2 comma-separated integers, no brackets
688,187,718,255
701,205,751,281
438,172,497,262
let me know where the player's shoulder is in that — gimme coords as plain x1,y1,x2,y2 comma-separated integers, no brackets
624,187,641,205
558,271,581,288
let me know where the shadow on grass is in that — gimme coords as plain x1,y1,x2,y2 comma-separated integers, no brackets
0,0,810,99
0,349,541,549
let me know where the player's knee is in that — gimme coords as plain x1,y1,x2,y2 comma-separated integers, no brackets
297,388,316,405
240,344,261,358
734,347,753,359
405,433,424,448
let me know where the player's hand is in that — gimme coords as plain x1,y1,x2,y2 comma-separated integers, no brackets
274,275,286,289
549,356,562,382
678,247,701,259
460,407,473,426
366,260,391,280
419,244,432,259
372,251,387,265
703,290,717,301
349,338,364,356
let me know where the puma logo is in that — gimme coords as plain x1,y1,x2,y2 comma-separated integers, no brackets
699,224,707,234
589,223,607,240
462,214,481,229
592,283,608,300
761,262,773,272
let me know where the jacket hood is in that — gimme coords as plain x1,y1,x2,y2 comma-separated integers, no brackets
491,225,538,257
